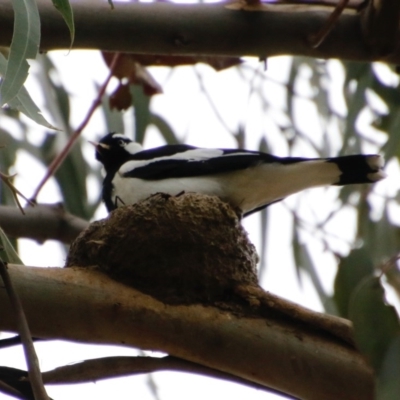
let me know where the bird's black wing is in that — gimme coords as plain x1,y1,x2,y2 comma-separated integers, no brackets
130,144,198,160
121,147,287,180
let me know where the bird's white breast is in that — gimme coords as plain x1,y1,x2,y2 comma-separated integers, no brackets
111,173,226,207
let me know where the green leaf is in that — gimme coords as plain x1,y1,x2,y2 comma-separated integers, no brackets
51,0,75,48
382,111,400,162
101,91,125,134
377,336,400,400
35,55,71,130
150,113,180,144
130,84,151,144
0,0,40,105
294,240,337,314
41,133,92,219
0,225,23,264
349,276,400,372
334,247,374,318
341,62,371,155
9,86,59,130
0,53,58,129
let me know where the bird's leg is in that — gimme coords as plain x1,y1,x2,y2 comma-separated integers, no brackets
114,196,126,208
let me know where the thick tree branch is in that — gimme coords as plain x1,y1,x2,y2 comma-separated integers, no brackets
0,204,89,244
360,0,400,57
0,265,373,400
0,1,399,62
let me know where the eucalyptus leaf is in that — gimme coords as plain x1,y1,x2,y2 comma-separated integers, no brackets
150,113,180,144
377,336,400,400
295,240,337,314
51,0,75,48
349,276,400,372
382,112,400,162
0,52,55,129
0,0,40,105
0,225,23,264
101,91,125,134
130,84,151,144
334,247,374,318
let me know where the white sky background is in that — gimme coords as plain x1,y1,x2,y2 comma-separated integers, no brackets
2,44,398,399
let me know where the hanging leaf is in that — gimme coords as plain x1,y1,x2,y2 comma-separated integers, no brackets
0,0,40,105
334,247,374,318
0,52,55,129
376,336,400,400
102,53,162,97
35,55,70,130
109,83,132,111
150,113,180,145
349,276,400,372
295,239,337,314
100,91,125,134
130,84,151,144
102,51,241,72
0,225,23,264
51,0,75,48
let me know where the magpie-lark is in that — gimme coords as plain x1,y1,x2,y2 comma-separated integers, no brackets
93,132,386,216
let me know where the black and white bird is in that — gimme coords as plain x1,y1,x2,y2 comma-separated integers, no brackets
93,132,386,216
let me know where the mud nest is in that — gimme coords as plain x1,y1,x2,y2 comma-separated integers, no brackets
66,193,259,305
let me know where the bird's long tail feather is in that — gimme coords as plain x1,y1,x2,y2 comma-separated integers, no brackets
327,154,386,185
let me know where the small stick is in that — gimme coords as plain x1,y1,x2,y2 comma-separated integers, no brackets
0,261,49,400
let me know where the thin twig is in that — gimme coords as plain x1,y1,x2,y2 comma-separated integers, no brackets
0,172,35,215
309,0,351,48
379,254,400,277
41,355,299,399
0,378,25,399
0,261,49,400
31,52,122,201
0,335,45,349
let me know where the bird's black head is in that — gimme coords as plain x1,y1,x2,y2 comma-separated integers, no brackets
93,132,143,172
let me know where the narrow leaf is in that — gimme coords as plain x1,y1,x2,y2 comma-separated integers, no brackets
0,0,40,105
51,0,75,48
0,225,23,265
296,242,337,314
150,113,180,144
130,84,151,144
349,276,400,372
0,53,58,129
334,247,374,318
377,336,400,400
8,86,59,130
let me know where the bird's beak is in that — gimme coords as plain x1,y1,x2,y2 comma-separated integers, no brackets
89,141,110,150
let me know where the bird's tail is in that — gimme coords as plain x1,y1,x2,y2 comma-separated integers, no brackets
327,154,386,185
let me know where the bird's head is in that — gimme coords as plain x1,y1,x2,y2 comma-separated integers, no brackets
91,132,143,171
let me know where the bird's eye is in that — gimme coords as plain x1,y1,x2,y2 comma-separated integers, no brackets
118,140,126,147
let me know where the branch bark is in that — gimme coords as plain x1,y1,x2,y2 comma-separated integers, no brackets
360,0,400,57
0,204,88,244
0,0,399,62
0,264,373,400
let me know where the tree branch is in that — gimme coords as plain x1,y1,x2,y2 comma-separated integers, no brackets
0,204,88,244
360,0,400,57
41,355,297,399
0,264,373,400
0,262,49,400
0,1,399,63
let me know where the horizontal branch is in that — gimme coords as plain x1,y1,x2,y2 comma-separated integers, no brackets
0,1,399,62
41,355,281,394
0,264,373,400
0,204,88,244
